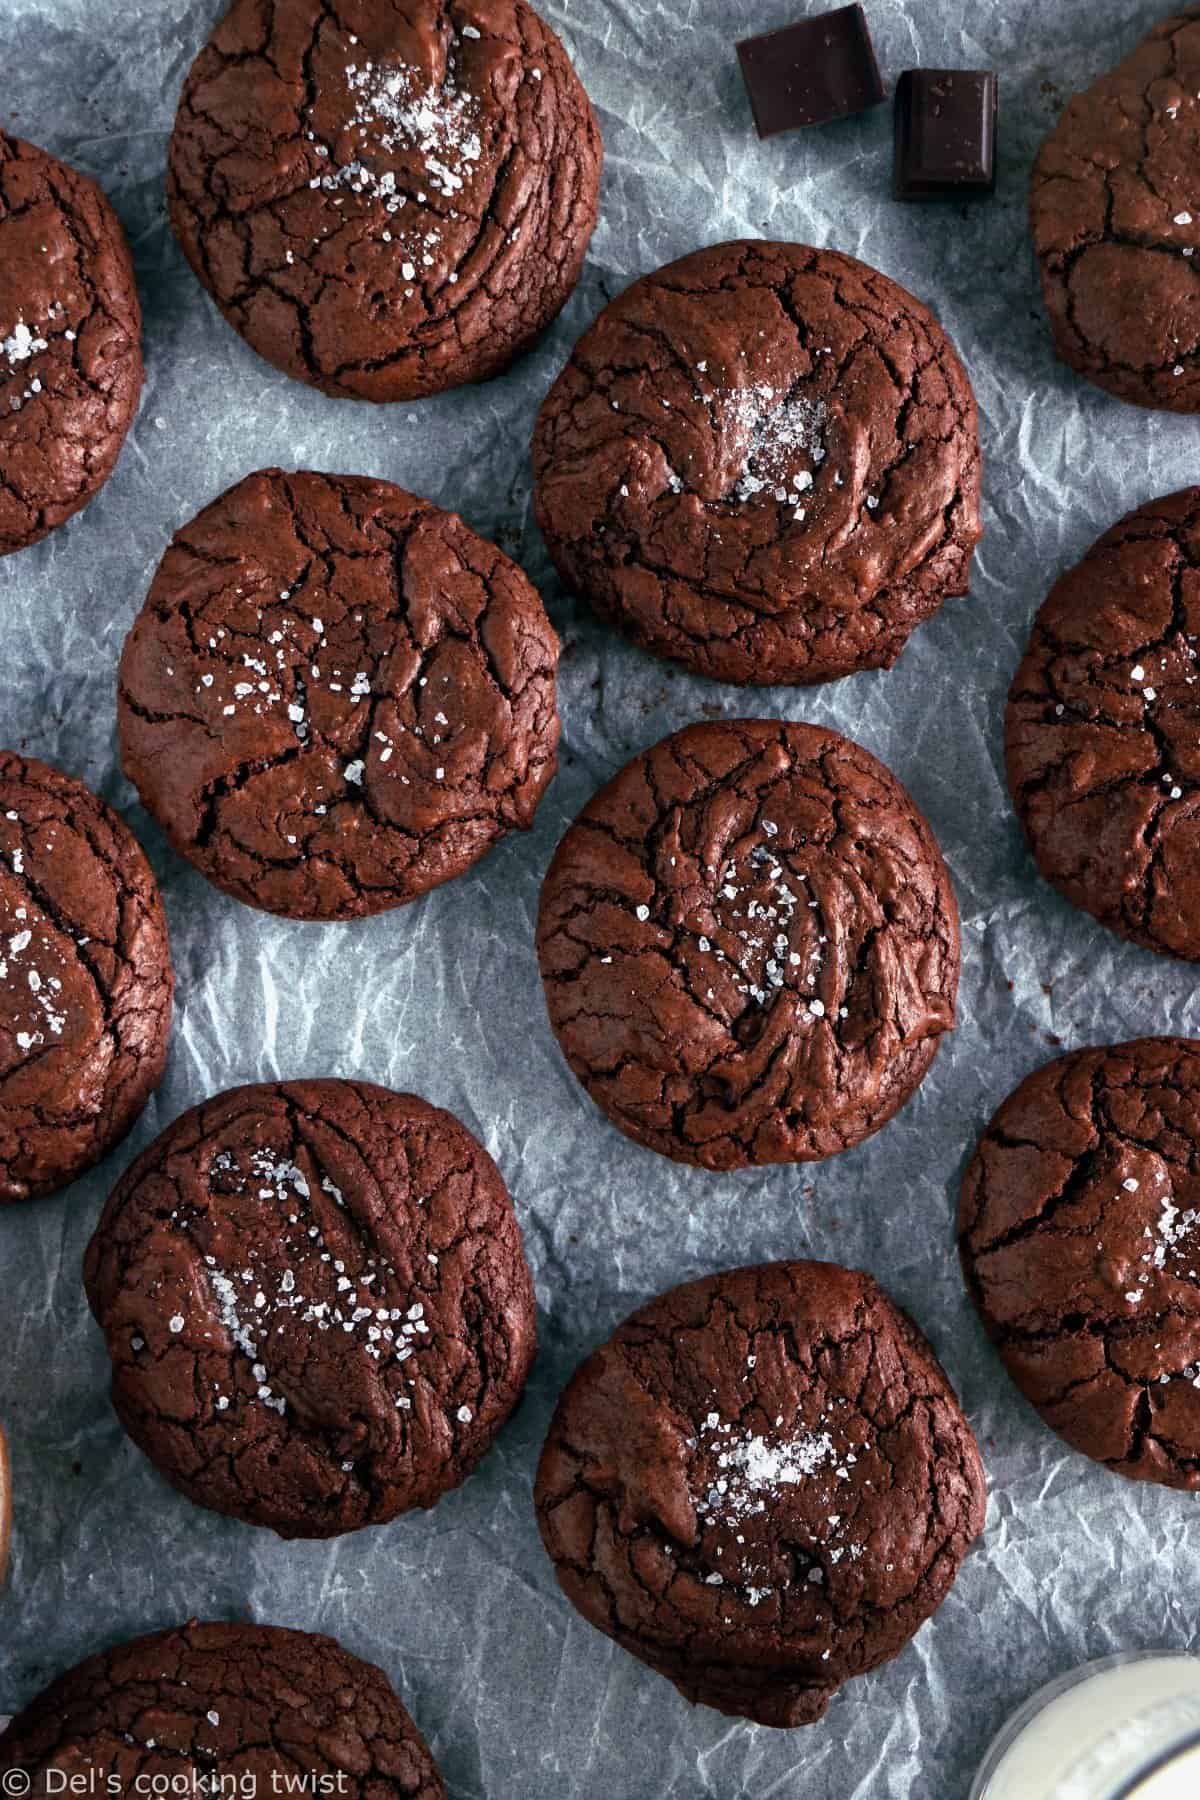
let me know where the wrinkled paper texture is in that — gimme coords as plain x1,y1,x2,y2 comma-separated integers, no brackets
3,3,1200,1796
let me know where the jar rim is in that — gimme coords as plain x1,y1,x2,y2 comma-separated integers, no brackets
970,1652,1200,1800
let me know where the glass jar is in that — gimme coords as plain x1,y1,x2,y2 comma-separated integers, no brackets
971,1653,1200,1799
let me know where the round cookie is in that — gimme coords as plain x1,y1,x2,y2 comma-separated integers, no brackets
1006,488,1200,960
960,1038,1200,1489
535,1260,986,1728
0,132,142,555
118,469,560,921
0,1620,445,1798
536,718,959,1170
167,0,602,401
83,1079,537,1538
1031,12,1200,411
0,755,173,1204
532,239,982,686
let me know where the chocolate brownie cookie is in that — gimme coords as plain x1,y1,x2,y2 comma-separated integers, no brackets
0,1620,445,1798
0,755,173,1204
960,1039,1200,1489
0,132,142,555
0,1420,10,1589
535,1260,986,1728
536,719,959,1170
167,0,602,401
532,239,982,686
1006,489,1200,960
1031,11,1200,411
84,1079,536,1538
118,469,559,921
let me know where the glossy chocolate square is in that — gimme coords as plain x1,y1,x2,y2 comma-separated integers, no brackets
736,5,885,138
893,68,998,199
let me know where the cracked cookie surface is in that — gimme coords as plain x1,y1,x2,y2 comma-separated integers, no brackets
1006,488,1200,960
531,239,982,686
0,1619,445,1798
84,1079,537,1538
1031,10,1200,411
535,1260,986,1728
0,754,173,1204
167,0,601,401
118,468,560,921
960,1038,1200,1489
536,719,959,1170
0,132,142,555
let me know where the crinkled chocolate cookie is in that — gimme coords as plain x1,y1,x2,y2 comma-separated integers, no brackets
535,1260,986,1726
168,0,602,399
1006,488,1200,960
84,1080,536,1538
536,718,959,1169
118,469,560,920
0,1620,445,1798
961,1037,1200,1488
0,131,142,554
1031,10,1200,410
533,239,981,684
0,754,173,1204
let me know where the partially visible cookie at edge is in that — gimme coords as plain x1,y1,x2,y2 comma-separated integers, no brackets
1031,10,1200,410
0,1620,445,1798
533,238,982,685
1006,487,1200,960
535,1259,987,1727
961,1037,1200,1488
0,754,174,1204
0,131,143,554
167,0,602,400
118,469,560,921
536,718,960,1170
84,1079,537,1538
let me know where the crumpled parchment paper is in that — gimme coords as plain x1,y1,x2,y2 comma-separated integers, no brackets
4,3,1200,1796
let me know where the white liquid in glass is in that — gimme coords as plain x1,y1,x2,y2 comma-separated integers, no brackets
973,1655,1200,1800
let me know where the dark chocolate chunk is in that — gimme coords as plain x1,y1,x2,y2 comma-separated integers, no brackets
893,69,997,199
737,5,884,138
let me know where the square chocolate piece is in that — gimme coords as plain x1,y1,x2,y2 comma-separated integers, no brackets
737,5,886,139
893,68,998,199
